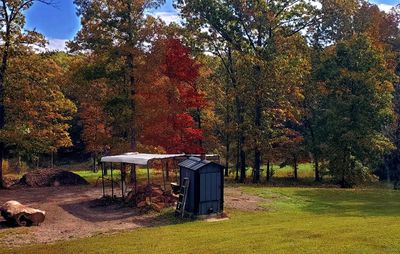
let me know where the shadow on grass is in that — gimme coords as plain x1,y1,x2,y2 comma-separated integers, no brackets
225,177,338,188
140,208,194,228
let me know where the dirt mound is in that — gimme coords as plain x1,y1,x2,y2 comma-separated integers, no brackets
19,168,89,187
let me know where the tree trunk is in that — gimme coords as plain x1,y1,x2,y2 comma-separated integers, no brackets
252,92,262,184
51,152,54,169
253,149,261,183
0,148,3,189
128,53,137,152
165,161,170,181
104,163,108,176
225,136,230,177
235,138,240,181
126,1,137,153
130,164,136,184
0,24,11,188
196,107,203,149
239,135,246,183
314,156,320,182
266,160,270,182
224,98,231,177
227,47,245,183
0,201,45,226
293,154,298,180
93,154,97,173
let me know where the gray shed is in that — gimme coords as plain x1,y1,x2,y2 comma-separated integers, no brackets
178,157,224,216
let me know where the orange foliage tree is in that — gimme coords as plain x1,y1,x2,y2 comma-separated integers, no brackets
137,38,206,154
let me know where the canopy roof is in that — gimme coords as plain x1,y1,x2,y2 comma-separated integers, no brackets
101,152,185,166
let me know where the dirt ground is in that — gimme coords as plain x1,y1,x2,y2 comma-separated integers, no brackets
0,185,266,246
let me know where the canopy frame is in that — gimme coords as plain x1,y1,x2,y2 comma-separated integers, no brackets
100,153,185,200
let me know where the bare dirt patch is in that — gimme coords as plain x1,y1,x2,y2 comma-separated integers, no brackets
0,186,268,246
0,186,162,246
224,187,268,211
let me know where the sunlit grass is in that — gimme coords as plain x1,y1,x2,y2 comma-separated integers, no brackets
2,185,400,254
73,168,179,186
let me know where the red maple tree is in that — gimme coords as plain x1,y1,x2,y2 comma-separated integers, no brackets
137,38,205,154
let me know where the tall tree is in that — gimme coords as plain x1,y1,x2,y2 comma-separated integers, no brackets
316,34,396,187
137,38,205,153
70,0,165,152
1,54,76,166
176,0,315,183
0,0,50,186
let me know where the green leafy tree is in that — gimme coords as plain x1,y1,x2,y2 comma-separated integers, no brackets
316,35,396,187
176,0,315,183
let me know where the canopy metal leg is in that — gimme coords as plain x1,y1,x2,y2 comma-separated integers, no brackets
133,164,137,194
111,162,114,199
101,162,105,197
147,165,150,186
162,160,166,191
121,163,125,199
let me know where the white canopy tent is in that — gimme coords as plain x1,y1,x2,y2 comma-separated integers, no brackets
101,152,185,165
99,153,186,199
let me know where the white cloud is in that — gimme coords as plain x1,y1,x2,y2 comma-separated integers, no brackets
46,38,68,51
150,11,181,24
376,3,394,13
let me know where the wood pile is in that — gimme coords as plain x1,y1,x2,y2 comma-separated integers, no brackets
0,201,45,226
19,168,88,187
126,184,177,212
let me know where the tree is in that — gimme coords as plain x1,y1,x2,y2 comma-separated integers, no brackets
315,34,396,187
177,0,315,183
70,0,165,152
306,1,400,183
137,38,205,153
0,0,50,186
1,54,76,167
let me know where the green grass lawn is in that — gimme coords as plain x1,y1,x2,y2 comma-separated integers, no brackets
73,168,179,186
271,163,314,178
2,184,400,254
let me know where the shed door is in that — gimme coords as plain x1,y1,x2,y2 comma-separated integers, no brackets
199,172,221,214
200,172,221,201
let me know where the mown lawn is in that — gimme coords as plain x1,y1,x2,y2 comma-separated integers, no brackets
2,184,400,254
73,167,176,185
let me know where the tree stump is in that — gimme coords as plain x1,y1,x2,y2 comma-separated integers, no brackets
0,201,45,226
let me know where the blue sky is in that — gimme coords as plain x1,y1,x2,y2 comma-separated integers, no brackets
24,0,397,50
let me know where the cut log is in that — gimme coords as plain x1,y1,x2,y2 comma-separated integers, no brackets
0,201,45,226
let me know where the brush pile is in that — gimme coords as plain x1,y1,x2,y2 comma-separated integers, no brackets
19,168,88,187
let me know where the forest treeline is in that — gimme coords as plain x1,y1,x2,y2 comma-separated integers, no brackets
0,0,399,188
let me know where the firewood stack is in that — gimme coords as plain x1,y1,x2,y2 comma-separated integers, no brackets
126,184,177,212
0,201,46,226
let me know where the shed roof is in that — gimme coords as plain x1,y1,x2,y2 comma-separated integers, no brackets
179,157,223,171
101,152,185,166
